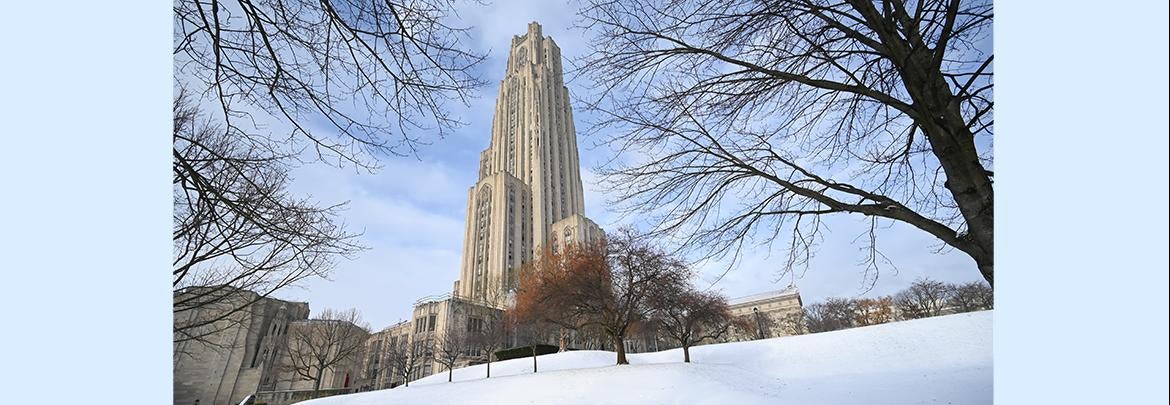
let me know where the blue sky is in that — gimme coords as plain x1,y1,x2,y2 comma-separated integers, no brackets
271,0,987,329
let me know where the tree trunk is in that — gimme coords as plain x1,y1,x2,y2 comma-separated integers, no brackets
614,336,628,365
448,365,453,382
882,24,994,286
313,368,324,392
559,329,568,352
979,262,994,288
683,344,691,363
531,345,538,373
487,357,491,378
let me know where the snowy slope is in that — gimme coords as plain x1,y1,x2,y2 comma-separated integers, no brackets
303,311,992,405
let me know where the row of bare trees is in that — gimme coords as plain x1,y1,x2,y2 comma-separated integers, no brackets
512,228,737,365
804,278,992,333
361,303,511,387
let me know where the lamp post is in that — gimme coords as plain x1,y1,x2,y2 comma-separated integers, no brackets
752,307,766,340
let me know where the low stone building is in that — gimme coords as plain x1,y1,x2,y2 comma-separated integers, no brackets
257,317,370,405
359,320,412,390
173,287,309,405
404,294,506,381
726,286,806,340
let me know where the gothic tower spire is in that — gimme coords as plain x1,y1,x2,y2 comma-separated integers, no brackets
455,22,601,302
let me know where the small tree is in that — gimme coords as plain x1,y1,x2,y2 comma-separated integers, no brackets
650,287,733,363
777,311,807,336
804,298,856,333
470,312,512,378
509,313,553,373
433,326,467,383
852,297,895,326
894,278,955,319
949,282,994,312
284,308,370,392
385,338,420,388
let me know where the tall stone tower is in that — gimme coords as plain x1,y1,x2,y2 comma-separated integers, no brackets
455,22,602,302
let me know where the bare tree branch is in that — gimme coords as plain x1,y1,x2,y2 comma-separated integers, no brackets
575,0,994,287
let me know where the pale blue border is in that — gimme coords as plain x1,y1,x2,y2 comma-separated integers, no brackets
995,1,1169,404
0,1,173,404
0,2,1167,404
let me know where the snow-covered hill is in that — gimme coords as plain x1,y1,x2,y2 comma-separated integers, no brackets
304,311,992,405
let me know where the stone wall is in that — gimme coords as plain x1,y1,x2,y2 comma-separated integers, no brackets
173,288,309,405
726,286,806,340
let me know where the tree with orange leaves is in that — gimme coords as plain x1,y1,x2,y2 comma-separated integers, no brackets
514,227,690,365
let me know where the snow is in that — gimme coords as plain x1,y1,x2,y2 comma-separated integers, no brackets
303,311,992,405
726,285,800,306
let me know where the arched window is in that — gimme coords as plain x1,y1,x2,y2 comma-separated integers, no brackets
473,186,493,296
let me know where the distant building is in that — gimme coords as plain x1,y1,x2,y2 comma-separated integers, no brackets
359,320,412,390
273,320,369,390
257,318,370,405
726,286,806,340
173,288,309,405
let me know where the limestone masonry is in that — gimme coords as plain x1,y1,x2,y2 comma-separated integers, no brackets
454,21,602,301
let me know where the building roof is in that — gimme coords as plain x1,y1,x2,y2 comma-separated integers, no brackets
727,285,801,307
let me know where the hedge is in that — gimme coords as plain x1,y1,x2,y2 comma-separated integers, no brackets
494,344,562,361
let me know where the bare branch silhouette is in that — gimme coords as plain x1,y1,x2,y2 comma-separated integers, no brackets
576,0,994,287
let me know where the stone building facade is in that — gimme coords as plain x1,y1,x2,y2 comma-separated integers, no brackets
173,288,309,405
255,318,370,405
359,320,412,390
454,21,603,302
726,286,806,340
271,320,370,391
354,23,603,386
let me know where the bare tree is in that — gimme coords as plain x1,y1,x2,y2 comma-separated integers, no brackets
469,310,511,379
804,298,856,333
385,337,422,387
432,325,468,382
173,93,361,347
601,229,692,364
461,288,510,378
777,311,808,336
852,297,895,326
571,323,610,351
650,287,734,362
509,313,553,373
284,308,371,392
173,0,486,346
174,0,487,169
894,278,954,319
948,281,993,312
577,0,995,287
